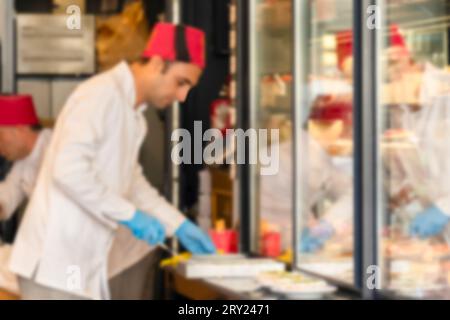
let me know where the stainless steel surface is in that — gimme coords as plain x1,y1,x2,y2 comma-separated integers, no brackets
17,79,83,120
17,79,51,119
235,0,251,252
292,0,309,270
166,0,180,209
51,79,82,118
172,0,181,24
0,0,15,92
166,0,181,255
176,256,285,279
375,0,388,298
16,14,95,75
354,0,379,298
248,0,260,255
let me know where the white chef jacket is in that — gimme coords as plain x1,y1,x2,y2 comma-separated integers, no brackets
260,133,352,249
9,61,186,300
400,95,450,215
0,128,156,281
0,129,51,295
396,63,450,216
0,129,52,220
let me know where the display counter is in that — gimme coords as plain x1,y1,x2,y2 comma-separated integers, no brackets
0,289,19,300
163,266,357,300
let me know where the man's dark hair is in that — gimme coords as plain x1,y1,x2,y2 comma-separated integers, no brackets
30,123,43,132
134,57,173,74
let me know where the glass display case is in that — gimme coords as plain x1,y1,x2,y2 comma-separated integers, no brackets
242,0,356,287
248,0,294,257
242,0,356,285
377,0,450,299
237,0,450,298
294,0,355,286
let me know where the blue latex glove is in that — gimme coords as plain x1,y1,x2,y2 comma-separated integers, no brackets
309,220,335,240
409,206,450,239
300,228,326,253
175,220,216,254
300,221,334,253
120,210,166,245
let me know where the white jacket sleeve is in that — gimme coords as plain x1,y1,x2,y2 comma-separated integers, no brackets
325,163,352,201
0,163,26,221
308,135,352,202
52,96,136,224
128,164,186,236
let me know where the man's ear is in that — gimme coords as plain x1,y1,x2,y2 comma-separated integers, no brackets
149,56,165,73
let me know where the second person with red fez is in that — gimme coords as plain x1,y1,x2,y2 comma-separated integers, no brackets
9,23,216,300
0,95,52,295
0,95,52,222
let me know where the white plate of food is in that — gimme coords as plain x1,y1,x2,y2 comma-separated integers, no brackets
271,284,337,299
256,271,337,299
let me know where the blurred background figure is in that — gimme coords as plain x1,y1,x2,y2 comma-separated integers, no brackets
0,95,52,296
380,25,450,240
260,77,354,255
0,95,51,222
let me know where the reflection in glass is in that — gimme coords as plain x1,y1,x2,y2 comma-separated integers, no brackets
294,0,354,285
254,0,294,259
379,0,450,299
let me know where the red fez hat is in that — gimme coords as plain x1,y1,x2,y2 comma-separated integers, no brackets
142,22,206,69
310,95,353,124
0,95,39,126
389,24,410,56
336,24,409,69
336,30,353,70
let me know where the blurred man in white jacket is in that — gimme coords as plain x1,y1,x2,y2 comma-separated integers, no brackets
0,95,51,295
0,96,173,299
9,22,215,300
260,132,352,253
0,95,52,222
0,95,164,298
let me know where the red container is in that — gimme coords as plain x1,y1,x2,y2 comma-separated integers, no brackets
261,231,281,258
209,230,238,253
